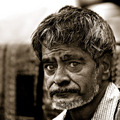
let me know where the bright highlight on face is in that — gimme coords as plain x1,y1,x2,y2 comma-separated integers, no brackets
42,45,101,110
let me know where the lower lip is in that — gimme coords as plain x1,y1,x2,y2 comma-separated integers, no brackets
56,93,70,98
53,92,79,99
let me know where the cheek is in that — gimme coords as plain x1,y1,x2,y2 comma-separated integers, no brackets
68,67,97,93
72,75,93,94
44,72,54,90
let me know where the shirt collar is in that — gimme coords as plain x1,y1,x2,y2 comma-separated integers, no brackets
53,109,67,120
92,82,120,120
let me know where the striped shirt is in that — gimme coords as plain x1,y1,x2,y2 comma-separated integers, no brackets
53,83,120,120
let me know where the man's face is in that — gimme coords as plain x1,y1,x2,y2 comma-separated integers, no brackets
42,45,102,110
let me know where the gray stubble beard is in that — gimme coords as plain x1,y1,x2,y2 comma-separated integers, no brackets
52,84,99,110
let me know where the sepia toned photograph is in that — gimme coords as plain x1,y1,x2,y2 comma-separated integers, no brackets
0,0,120,120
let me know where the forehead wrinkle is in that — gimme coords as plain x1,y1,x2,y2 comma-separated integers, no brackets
42,51,72,64
42,48,67,62
42,46,69,57
42,45,90,62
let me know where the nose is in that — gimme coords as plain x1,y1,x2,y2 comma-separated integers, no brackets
53,67,70,87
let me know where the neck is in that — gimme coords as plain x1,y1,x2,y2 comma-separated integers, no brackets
68,81,109,120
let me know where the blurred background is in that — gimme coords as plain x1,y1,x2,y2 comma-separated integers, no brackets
0,0,120,120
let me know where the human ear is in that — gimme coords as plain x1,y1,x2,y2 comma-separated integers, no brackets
101,55,111,81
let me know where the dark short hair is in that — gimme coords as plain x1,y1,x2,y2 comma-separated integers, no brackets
32,5,116,62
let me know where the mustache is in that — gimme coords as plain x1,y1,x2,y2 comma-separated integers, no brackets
50,88,80,97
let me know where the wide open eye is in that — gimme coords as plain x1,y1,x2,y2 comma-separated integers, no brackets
69,62,80,68
67,61,83,73
46,64,55,71
44,63,57,75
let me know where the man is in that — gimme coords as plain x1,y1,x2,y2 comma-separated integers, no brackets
32,6,120,120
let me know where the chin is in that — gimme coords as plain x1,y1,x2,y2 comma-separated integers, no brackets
52,96,93,110
52,85,99,110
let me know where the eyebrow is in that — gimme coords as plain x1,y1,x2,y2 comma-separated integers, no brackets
42,58,56,64
61,54,84,61
41,53,85,64
42,54,85,64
